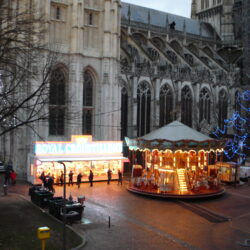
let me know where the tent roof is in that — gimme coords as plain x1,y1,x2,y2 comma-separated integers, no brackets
141,121,213,142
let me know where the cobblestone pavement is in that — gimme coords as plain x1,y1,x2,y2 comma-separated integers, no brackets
2,175,250,250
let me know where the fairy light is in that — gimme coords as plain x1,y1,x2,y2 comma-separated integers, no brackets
213,90,250,164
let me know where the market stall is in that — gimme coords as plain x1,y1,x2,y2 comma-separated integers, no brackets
125,121,226,198
27,135,127,184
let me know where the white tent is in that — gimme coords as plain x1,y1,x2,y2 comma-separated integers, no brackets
141,121,213,142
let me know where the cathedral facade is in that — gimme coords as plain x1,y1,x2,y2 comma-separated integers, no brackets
0,0,245,178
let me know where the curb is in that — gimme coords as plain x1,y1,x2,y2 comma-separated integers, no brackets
14,192,87,250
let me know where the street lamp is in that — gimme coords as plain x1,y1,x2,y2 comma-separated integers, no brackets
58,161,71,250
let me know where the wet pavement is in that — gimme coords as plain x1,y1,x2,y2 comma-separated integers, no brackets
1,175,250,250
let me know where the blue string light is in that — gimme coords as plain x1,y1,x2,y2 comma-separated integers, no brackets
213,90,250,164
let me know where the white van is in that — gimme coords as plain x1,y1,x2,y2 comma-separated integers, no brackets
239,166,250,181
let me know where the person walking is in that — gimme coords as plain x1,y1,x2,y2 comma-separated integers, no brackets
4,167,11,185
60,171,64,186
39,171,45,185
88,170,93,187
118,169,122,185
77,173,83,188
10,170,17,185
68,170,74,186
107,168,112,184
47,175,55,193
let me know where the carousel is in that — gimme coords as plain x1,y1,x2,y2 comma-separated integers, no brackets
125,121,226,199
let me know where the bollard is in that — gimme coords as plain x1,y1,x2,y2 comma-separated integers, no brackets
108,216,110,228
3,184,8,196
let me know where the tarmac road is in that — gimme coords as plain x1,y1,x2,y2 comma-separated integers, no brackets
2,176,250,250
61,181,250,250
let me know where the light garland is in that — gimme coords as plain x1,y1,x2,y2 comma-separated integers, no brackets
213,90,250,164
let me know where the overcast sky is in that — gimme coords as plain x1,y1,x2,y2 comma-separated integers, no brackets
122,0,192,18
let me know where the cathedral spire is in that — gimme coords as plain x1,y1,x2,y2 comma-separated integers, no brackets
191,0,197,19
147,10,151,27
128,4,131,25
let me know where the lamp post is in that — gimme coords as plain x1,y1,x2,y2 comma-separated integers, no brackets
58,161,68,250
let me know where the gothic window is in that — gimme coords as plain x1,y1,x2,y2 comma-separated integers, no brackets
147,48,160,62
121,87,128,140
235,91,241,114
89,13,93,25
166,50,177,64
49,68,66,135
184,54,194,66
181,86,192,127
218,90,228,131
160,84,173,126
199,88,211,123
137,81,151,136
201,0,204,9
82,71,93,135
56,7,60,20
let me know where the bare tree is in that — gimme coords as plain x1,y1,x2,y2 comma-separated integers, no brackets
0,1,56,137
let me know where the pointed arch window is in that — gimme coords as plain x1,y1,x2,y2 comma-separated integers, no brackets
160,84,173,126
181,86,192,127
49,68,66,135
218,90,228,130
137,81,151,136
121,87,128,140
199,88,211,123
82,71,93,135
235,91,241,114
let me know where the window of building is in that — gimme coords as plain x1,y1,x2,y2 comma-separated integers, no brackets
235,91,241,114
213,0,216,5
49,68,66,135
137,81,151,136
82,71,93,135
201,0,204,9
159,84,173,127
89,13,93,25
234,91,241,132
199,88,211,123
217,0,222,4
205,0,209,8
218,90,228,131
181,86,192,127
121,87,128,140
56,7,60,20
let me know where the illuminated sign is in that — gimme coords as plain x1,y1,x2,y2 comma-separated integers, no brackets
35,135,123,156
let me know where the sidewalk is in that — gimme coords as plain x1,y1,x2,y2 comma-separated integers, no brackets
0,176,84,250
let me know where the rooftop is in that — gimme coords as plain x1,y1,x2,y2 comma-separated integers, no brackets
121,2,215,38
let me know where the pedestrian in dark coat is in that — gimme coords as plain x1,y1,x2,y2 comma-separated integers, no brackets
77,173,83,188
60,171,64,186
4,168,11,185
68,170,74,186
107,169,112,184
88,170,94,187
118,169,122,185
47,175,55,193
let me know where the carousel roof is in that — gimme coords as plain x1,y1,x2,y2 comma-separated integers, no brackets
141,121,213,142
125,121,224,151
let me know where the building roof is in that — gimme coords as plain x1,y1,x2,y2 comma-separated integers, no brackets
121,2,214,38
141,121,213,142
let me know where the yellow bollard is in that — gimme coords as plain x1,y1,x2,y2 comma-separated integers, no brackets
37,227,50,250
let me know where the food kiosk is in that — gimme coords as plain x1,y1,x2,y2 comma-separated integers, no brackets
27,135,127,184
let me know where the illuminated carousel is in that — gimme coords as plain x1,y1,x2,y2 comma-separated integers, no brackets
125,121,226,199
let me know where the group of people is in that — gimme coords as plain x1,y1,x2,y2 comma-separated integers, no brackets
41,168,123,189
39,172,55,193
